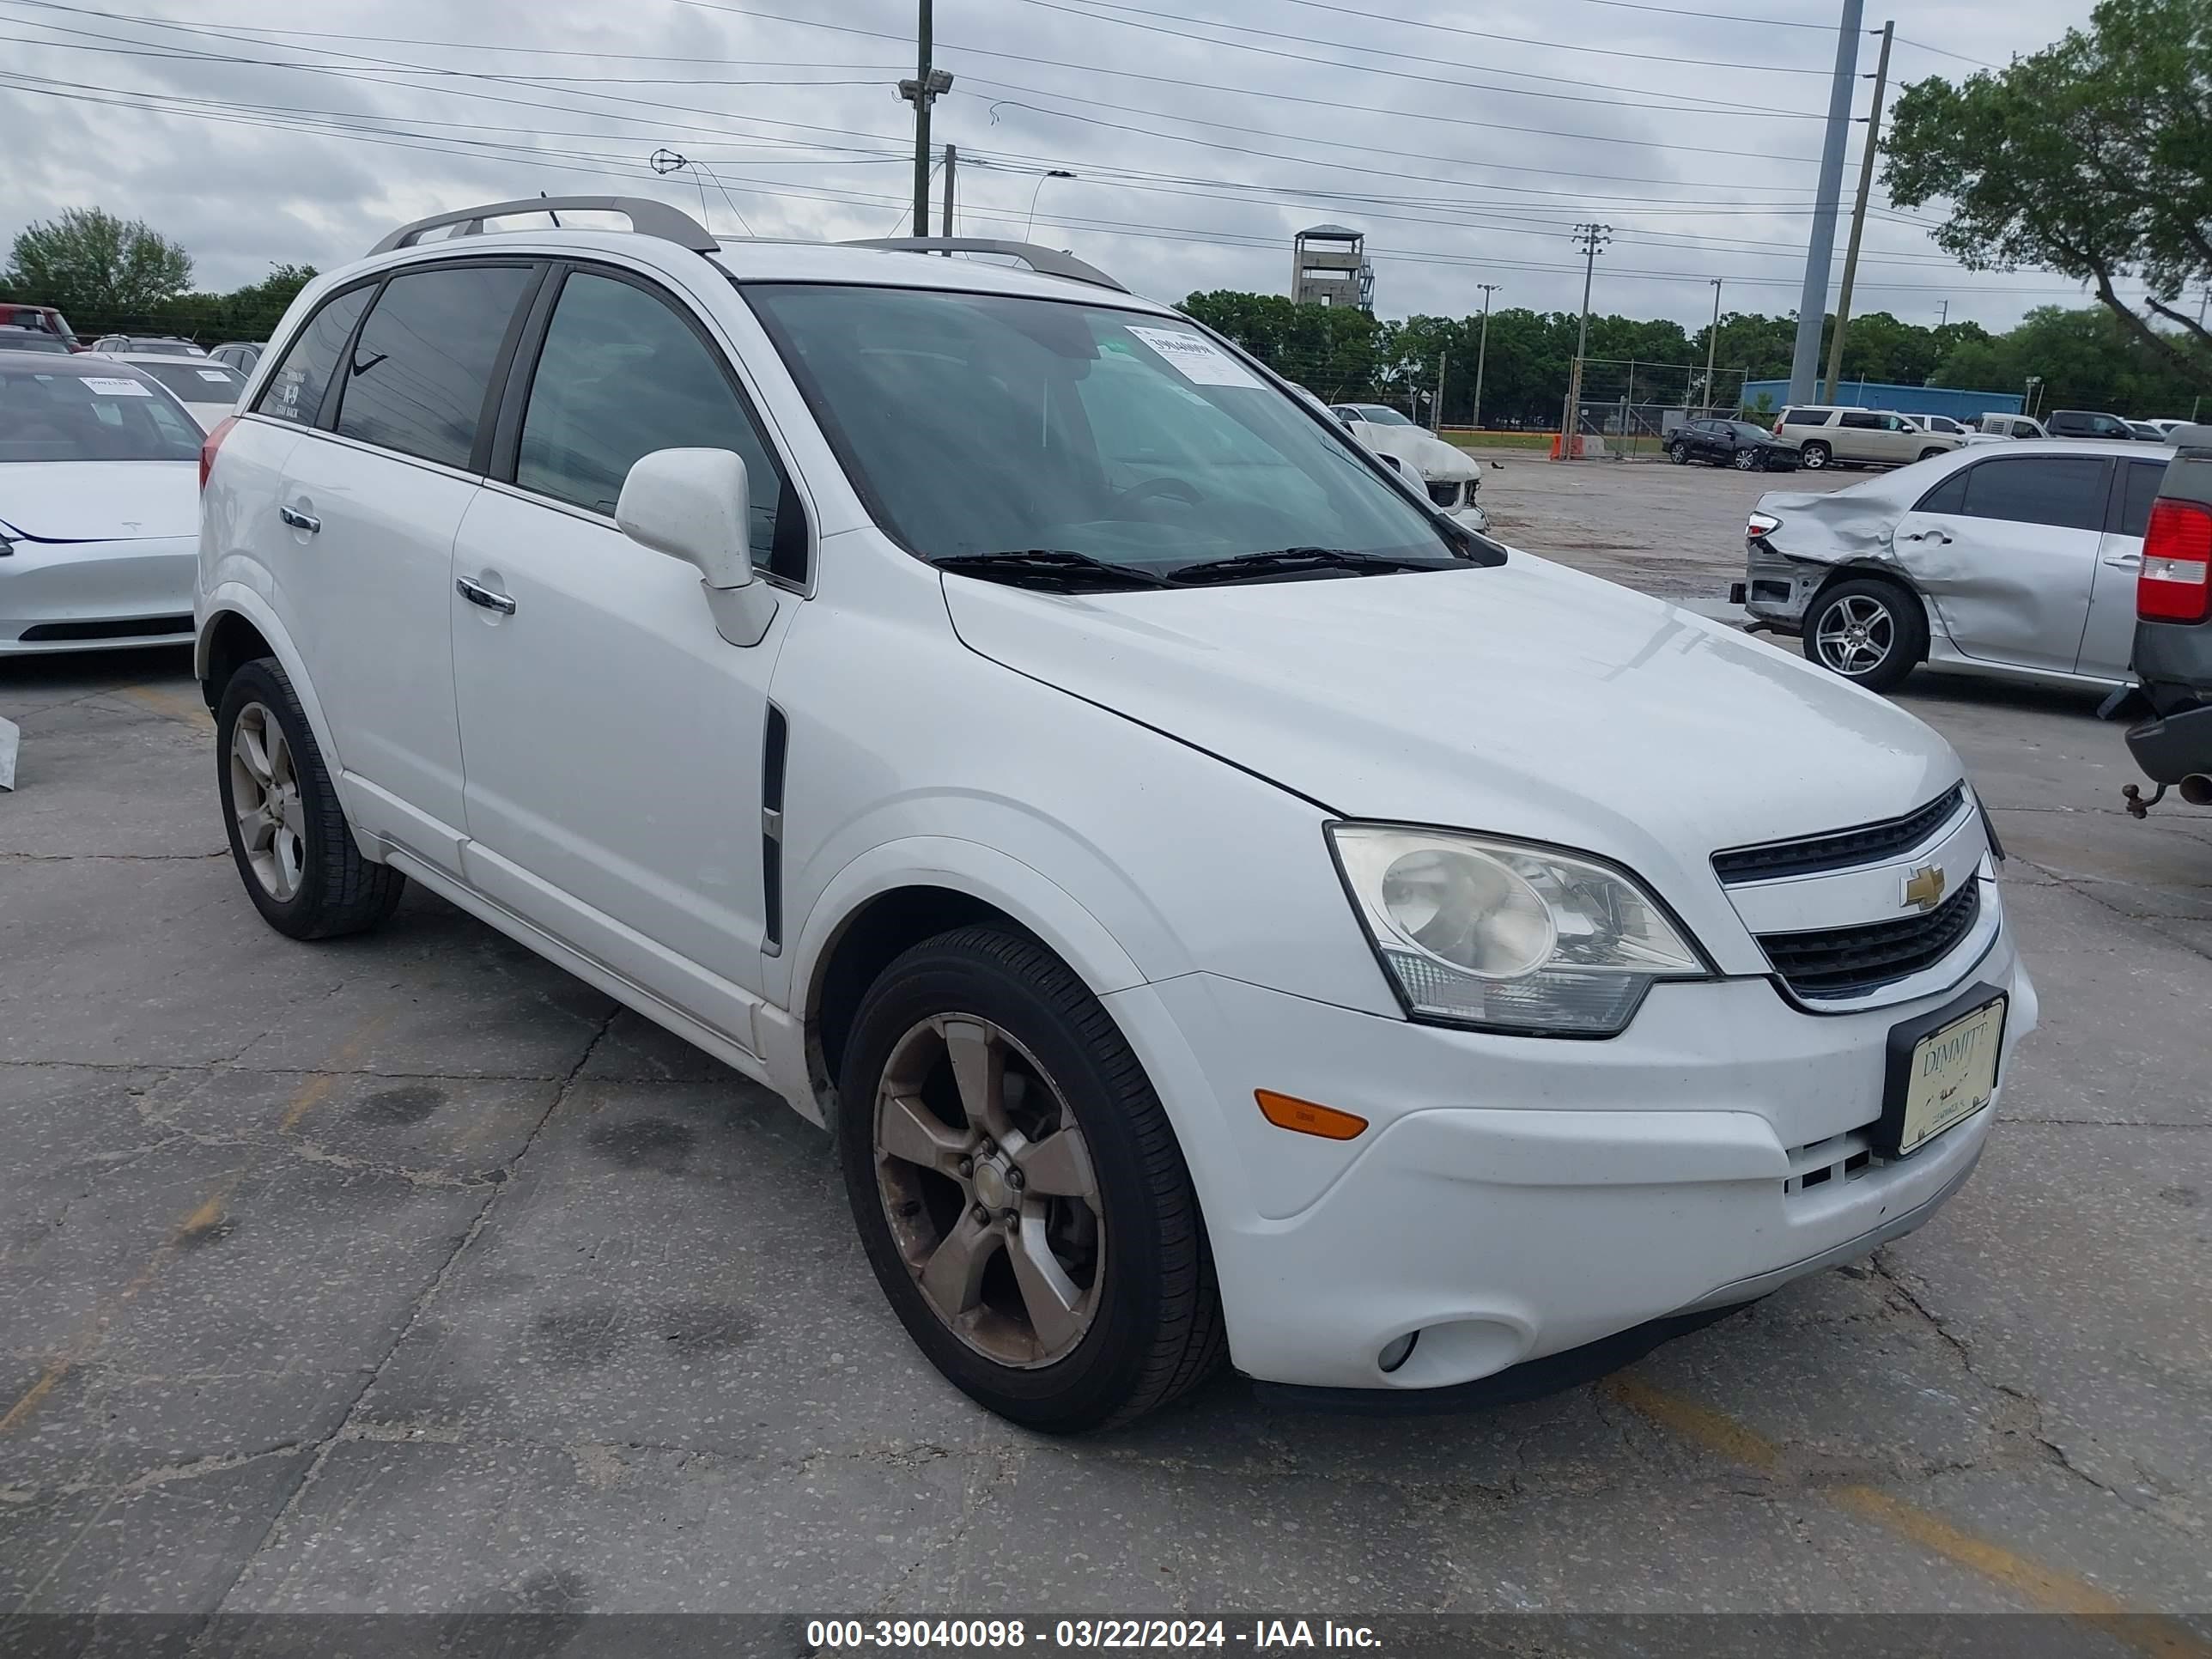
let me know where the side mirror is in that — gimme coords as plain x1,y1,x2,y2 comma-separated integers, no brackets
1376,452,1404,472
616,447,776,647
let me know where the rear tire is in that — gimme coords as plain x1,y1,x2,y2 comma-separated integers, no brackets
1803,578,1926,694
836,927,1225,1432
216,658,405,940
1801,441,1832,471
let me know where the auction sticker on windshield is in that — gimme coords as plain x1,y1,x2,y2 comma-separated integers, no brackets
82,378,153,397
1124,325,1261,389
1879,990,2005,1157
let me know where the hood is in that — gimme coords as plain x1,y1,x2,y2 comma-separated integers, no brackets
0,460,198,543
1352,424,1480,483
944,552,1960,918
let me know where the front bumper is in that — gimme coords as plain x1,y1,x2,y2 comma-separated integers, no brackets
1106,930,2034,1394
0,534,197,654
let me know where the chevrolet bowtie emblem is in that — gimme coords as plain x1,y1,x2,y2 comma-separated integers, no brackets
1902,864,1948,913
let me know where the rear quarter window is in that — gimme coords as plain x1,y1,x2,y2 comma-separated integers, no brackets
255,284,373,427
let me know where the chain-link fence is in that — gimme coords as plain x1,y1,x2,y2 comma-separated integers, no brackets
1559,357,1753,460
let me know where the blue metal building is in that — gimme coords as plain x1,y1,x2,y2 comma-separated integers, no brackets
1738,379,2025,421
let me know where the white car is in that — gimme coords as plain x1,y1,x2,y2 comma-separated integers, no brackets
1329,403,1489,531
102,352,249,433
2,349,204,655
197,201,2034,1429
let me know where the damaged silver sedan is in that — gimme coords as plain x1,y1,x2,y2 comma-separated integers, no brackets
1731,441,2167,694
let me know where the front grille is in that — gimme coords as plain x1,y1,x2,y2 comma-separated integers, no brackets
1759,880,1981,999
1425,480,1461,508
18,615,192,642
1713,783,1966,884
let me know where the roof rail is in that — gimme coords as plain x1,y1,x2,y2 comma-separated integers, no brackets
370,196,719,256
841,237,1127,294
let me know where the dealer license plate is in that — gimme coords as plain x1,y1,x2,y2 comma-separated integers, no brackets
1881,994,2005,1157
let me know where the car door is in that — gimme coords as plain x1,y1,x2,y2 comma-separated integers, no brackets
448,263,805,1040
2076,457,2166,678
1892,453,2113,674
1835,410,1886,464
270,260,541,874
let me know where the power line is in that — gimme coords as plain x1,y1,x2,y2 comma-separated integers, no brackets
1026,0,1840,85
1892,35,2002,70
1322,0,1844,30
672,0,1834,161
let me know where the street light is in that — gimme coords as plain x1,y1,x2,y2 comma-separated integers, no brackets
1024,170,1074,241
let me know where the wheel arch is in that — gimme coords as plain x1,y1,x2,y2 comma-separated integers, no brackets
786,839,1152,1131
195,586,345,771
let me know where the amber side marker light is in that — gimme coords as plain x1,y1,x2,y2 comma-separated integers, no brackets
1255,1090,1369,1140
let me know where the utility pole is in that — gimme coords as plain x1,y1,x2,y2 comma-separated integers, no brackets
1703,277,1723,415
940,143,957,240
1789,0,1864,404
1433,350,1447,433
1938,299,1950,328
898,0,952,238
1823,20,1893,404
1472,283,1499,430
1564,224,1611,457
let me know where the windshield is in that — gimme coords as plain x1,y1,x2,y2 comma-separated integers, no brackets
138,361,244,401
115,341,204,358
743,284,1464,577
1352,404,1416,426
0,367,204,463
0,332,72,356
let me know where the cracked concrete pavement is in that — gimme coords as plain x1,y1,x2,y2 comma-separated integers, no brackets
2,462,2209,1639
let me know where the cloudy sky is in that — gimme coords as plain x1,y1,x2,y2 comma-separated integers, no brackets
0,0,2122,334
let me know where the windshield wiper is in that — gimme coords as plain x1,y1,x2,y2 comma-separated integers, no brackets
1164,546,1443,585
933,549,1171,592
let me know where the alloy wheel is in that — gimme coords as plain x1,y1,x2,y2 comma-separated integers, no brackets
1814,594,1894,677
873,1014,1105,1368
1734,447,1760,471
228,702,306,900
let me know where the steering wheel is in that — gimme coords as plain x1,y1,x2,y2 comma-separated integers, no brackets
1120,477,1205,508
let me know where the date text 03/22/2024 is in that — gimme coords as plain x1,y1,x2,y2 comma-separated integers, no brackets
805,1620,1383,1650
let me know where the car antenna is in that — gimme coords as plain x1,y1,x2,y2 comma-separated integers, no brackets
539,190,561,228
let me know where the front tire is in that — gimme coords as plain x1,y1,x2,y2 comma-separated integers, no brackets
1918,447,1947,462
216,658,405,939
1804,578,1927,693
836,927,1225,1432
1734,447,1762,471
1668,441,1690,465
1800,441,1832,470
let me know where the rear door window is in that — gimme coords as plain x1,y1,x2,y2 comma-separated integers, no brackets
1840,411,1882,430
2117,459,2166,538
254,285,372,427
1956,456,2111,532
333,264,535,470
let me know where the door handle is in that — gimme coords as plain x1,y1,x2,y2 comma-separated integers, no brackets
455,576,517,615
278,505,320,534
1901,531,1952,544
2104,552,2142,569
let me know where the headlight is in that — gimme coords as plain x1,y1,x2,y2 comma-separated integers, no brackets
1328,824,1709,1036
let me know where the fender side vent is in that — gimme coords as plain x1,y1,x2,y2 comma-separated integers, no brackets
760,702,788,956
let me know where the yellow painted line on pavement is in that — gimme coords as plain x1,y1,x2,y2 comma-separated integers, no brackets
1605,1376,2212,1659
1,1019,385,1437
115,684,214,732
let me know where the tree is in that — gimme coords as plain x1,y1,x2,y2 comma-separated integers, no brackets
1882,0,2212,388
3,208,192,317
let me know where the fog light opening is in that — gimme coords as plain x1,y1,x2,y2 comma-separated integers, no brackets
1377,1331,1419,1374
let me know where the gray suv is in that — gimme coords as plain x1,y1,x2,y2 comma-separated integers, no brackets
2117,425,2212,803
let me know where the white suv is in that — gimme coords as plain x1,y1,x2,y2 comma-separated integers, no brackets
195,198,2036,1429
